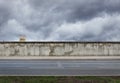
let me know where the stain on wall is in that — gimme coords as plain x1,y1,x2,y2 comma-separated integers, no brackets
0,42,120,56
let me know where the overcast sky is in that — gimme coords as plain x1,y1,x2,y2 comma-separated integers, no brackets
0,0,120,41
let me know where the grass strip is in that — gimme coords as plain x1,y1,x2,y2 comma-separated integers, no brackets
0,76,120,83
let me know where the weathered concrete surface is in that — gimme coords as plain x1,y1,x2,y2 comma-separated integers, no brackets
0,42,120,56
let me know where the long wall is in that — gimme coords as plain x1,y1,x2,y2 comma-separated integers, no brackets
0,42,120,56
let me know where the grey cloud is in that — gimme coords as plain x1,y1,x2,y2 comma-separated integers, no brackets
29,0,120,22
54,0,120,22
47,14,120,41
0,6,11,27
0,0,120,41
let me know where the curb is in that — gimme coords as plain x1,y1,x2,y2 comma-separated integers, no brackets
0,56,120,60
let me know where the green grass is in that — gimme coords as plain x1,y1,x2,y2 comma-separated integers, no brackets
0,76,120,83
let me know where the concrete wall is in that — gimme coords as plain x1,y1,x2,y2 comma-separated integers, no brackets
0,42,120,56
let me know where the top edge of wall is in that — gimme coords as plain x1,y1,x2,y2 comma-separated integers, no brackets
0,41,120,43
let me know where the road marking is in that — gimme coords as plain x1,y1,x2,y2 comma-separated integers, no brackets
57,61,64,68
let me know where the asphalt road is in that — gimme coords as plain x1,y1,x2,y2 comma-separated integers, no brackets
0,59,120,76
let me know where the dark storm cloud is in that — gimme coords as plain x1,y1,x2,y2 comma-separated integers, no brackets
67,0,120,22
29,0,120,22
0,0,120,41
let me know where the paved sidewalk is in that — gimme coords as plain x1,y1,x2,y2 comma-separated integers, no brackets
0,56,120,60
